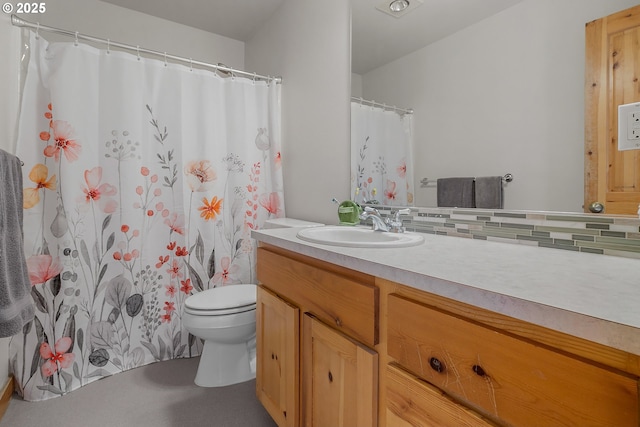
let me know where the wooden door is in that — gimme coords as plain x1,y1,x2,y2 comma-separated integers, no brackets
302,314,378,427
585,5,640,214
256,286,299,427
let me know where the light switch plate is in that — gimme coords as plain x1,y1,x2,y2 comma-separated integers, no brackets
618,102,640,151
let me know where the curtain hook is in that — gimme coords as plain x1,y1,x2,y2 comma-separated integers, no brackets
106,38,110,54
35,22,40,39
189,58,193,71
252,72,256,85
136,45,140,61
164,52,167,67
74,31,79,46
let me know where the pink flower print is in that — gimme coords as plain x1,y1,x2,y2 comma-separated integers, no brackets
274,151,282,168
164,212,185,235
165,284,177,298
156,255,169,269
163,301,176,314
26,255,63,286
82,167,118,213
43,120,82,162
184,160,216,192
397,159,407,179
211,257,239,286
161,313,172,323
259,192,282,217
40,337,75,377
166,259,183,279
385,180,397,201
180,279,193,294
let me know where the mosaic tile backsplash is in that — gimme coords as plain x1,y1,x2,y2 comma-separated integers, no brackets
366,205,640,260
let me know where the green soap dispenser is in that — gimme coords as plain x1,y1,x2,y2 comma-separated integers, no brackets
337,200,362,225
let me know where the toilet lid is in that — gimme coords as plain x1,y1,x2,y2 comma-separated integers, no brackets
184,284,256,311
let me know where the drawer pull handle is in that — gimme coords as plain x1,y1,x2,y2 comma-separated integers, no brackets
429,357,445,373
335,317,342,327
472,365,487,377
328,371,333,382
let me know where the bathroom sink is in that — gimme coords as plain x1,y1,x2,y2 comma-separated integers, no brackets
296,226,424,248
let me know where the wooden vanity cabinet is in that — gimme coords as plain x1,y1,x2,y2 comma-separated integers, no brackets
256,245,640,427
256,246,379,427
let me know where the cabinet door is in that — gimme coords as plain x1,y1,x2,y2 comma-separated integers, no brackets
256,286,299,427
302,314,378,427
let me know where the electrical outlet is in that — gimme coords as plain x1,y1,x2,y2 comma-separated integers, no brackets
618,102,640,150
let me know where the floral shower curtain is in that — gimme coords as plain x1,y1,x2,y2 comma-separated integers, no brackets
350,102,414,206
10,32,284,401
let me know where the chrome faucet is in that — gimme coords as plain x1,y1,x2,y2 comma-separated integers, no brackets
387,208,411,233
359,207,411,233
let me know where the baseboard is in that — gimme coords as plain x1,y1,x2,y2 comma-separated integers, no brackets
0,376,14,421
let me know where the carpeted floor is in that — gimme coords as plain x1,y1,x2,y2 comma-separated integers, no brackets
0,357,277,427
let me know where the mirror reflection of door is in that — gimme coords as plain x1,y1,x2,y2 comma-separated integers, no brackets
585,4,640,215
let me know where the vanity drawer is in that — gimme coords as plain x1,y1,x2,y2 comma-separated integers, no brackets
386,363,497,427
257,247,378,347
387,294,639,427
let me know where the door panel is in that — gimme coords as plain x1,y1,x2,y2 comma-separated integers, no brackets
585,5,640,214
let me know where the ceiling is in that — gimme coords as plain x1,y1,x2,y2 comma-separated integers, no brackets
101,0,524,75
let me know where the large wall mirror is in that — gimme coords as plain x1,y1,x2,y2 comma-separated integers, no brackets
351,0,640,214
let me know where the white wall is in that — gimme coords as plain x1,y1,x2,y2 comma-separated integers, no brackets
246,0,351,225
0,0,245,393
361,0,639,212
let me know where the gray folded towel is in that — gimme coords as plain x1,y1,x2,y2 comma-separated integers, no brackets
437,177,475,208
0,149,34,337
475,176,503,209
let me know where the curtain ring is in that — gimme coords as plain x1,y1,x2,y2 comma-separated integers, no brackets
35,22,40,39
136,45,140,61
106,38,110,54
252,72,256,85
189,58,193,71
164,52,167,67
74,31,79,46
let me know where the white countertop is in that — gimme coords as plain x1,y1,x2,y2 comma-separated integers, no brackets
252,226,640,356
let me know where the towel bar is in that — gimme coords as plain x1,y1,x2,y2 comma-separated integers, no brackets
420,173,513,188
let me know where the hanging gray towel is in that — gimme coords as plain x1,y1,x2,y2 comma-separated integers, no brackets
475,176,503,209
0,149,34,337
436,177,475,208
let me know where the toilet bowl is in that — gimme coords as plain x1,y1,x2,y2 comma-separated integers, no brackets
182,284,257,387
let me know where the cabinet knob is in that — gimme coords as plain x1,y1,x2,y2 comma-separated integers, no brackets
429,357,445,373
335,317,342,327
472,364,487,377
328,371,333,382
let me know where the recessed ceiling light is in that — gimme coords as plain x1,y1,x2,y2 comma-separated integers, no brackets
389,0,409,13
375,0,423,18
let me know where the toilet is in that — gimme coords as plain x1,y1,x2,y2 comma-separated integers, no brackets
182,284,257,387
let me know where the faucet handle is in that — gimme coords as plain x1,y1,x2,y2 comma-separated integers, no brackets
391,208,411,221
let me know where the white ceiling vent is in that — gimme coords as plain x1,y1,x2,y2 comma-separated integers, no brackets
375,0,424,18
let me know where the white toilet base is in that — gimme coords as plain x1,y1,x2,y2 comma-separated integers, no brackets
194,338,256,387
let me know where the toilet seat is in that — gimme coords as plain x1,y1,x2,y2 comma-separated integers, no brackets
184,284,256,316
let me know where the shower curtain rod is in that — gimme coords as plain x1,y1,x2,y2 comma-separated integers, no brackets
10,14,282,84
351,96,413,115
